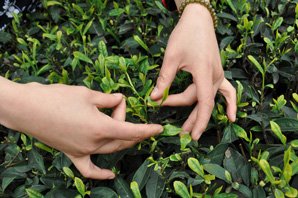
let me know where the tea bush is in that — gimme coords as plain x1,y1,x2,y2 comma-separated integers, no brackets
0,0,297,197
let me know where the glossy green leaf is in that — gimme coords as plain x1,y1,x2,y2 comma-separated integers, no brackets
231,124,250,142
270,121,287,145
274,188,285,198
161,124,182,136
173,181,190,198
26,188,44,198
63,167,74,179
130,181,141,198
133,35,149,52
114,177,134,198
180,133,192,150
145,171,165,198
259,159,275,184
187,157,204,177
133,160,152,190
74,177,86,196
203,164,229,183
73,51,93,64
247,55,264,76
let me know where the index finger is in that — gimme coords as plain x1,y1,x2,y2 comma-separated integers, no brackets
104,120,163,141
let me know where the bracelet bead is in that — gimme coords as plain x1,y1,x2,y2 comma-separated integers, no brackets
178,0,218,28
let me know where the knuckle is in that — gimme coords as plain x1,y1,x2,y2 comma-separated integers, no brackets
80,168,91,178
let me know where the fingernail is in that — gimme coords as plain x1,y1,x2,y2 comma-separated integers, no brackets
151,87,158,96
112,93,123,98
108,174,115,179
229,114,236,122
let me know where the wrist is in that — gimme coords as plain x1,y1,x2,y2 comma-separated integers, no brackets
0,77,25,129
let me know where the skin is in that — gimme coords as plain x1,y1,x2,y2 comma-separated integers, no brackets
151,2,237,140
0,1,236,180
0,76,163,180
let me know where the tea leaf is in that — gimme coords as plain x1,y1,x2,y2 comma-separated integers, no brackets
130,181,141,198
173,181,190,198
26,188,44,198
259,159,275,184
73,51,93,64
270,121,286,145
63,167,74,179
247,55,264,76
74,177,86,196
133,35,149,52
187,157,204,177
161,124,182,136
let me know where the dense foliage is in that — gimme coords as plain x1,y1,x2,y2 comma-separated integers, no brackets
0,0,297,197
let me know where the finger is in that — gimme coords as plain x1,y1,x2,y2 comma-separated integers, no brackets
218,78,237,122
92,92,123,108
182,104,199,132
150,50,179,100
66,154,115,180
105,121,163,141
162,84,197,106
112,97,126,121
95,139,137,154
191,75,215,140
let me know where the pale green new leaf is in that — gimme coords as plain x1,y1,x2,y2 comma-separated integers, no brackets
270,121,287,145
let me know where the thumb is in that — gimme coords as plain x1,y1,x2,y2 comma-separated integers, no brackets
150,52,178,100
91,92,123,109
67,154,115,180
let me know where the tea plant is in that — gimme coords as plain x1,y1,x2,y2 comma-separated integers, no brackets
0,0,297,197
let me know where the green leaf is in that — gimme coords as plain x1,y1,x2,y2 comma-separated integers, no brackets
274,118,298,132
28,149,46,174
285,187,298,198
90,187,118,198
130,181,141,198
272,17,283,31
114,177,134,198
2,177,15,192
74,177,86,196
173,181,190,198
133,160,152,190
145,171,165,198
259,159,275,184
161,124,182,136
73,51,93,64
290,140,298,148
270,121,287,145
214,193,238,198
161,87,169,104
187,157,204,177
63,167,74,179
133,35,149,52
274,188,285,198
221,124,238,143
203,164,230,183
247,55,264,76
98,40,108,57
180,133,192,150
26,188,44,198
231,124,250,142
46,1,62,7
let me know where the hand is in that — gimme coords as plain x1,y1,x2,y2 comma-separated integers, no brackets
150,4,236,140
0,80,163,180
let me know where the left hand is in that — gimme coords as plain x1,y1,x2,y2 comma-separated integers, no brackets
150,4,237,140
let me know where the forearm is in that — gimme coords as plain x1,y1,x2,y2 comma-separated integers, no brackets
0,77,24,129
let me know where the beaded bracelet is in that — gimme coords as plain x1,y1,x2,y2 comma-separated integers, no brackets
178,0,218,28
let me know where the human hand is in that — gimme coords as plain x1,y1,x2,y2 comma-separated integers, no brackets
150,4,237,140
0,81,163,180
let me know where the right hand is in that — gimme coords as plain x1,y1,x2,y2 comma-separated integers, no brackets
0,81,163,180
